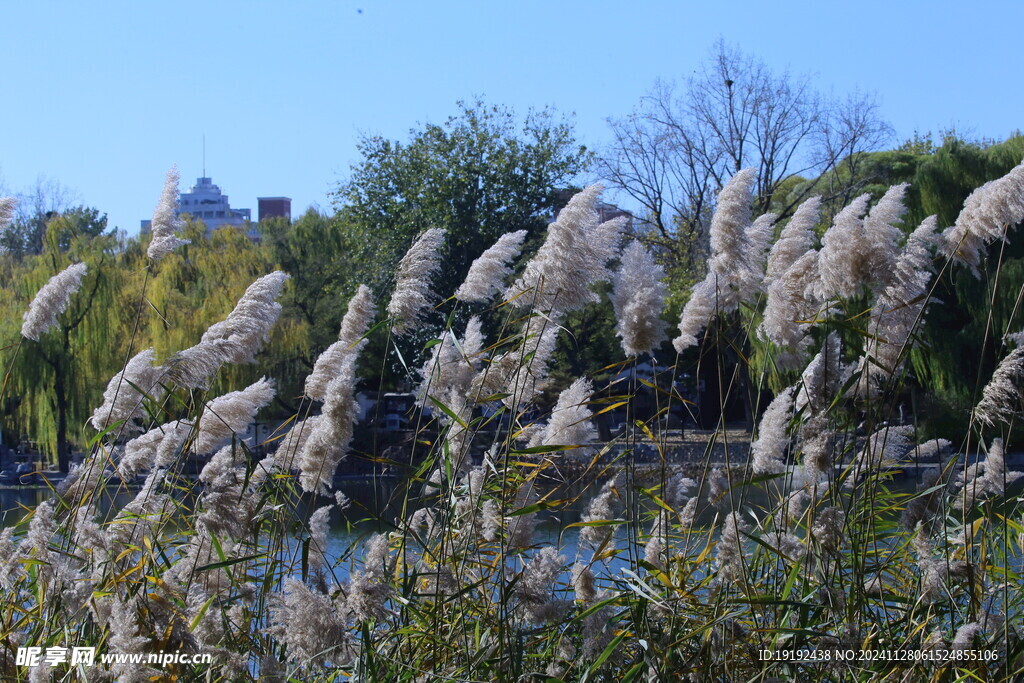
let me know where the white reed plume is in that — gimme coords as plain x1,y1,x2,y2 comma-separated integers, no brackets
506,184,624,313
119,420,193,477
456,229,528,302
737,212,777,301
440,400,475,476
708,168,756,282
418,320,484,464
59,458,108,508
387,227,446,334
579,477,620,549
672,168,756,353
863,183,909,289
940,159,1024,277
973,342,1024,427
198,443,244,487
506,313,561,409
514,546,568,624
200,271,290,363
954,438,1023,509
91,348,165,433
532,377,596,448
764,530,805,561
417,332,460,404
714,511,747,585
196,377,275,454
72,505,109,559
170,271,289,388
644,511,670,569
611,241,668,357
784,488,809,524
799,413,834,484
664,473,697,511
305,285,375,401
267,578,352,668
759,249,822,368
708,467,730,506
344,533,396,623
110,470,172,548
951,623,984,652
461,314,485,359
795,332,847,413
419,316,483,402
146,165,190,261
850,425,914,483
819,194,872,300
751,386,795,475
672,276,717,353
810,506,844,552
0,197,16,231
473,312,561,410
21,262,88,340
504,478,537,548
0,528,18,590
308,505,333,571
297,354,359,494
859,216,939,393
271,415,319,473
571,563,597,604
765,196,821,285
194,446,260,539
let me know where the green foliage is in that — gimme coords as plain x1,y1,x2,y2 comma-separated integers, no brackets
3,150,1024,682
1,212,123,469
1,216,311,464
331,99,592,300
764,132,1024,437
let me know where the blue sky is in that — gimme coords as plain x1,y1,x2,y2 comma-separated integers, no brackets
1,0,1022,235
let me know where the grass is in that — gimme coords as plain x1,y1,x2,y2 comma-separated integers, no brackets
1,178,1023,682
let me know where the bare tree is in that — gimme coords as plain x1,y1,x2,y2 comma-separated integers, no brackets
1,177,80,256
600,41,891,277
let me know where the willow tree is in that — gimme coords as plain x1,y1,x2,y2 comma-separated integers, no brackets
3,212,125,471
143,220,308,410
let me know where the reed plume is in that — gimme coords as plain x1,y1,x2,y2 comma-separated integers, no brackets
387,228,446,334
21,262,88,340
146,165,190,261
455,229,527,302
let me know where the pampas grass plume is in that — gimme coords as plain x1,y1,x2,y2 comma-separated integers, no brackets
387,228,446,334
456,229,527,303
0,197,16,231
941,159,1024,276
196,377,276,454
611,241,668,357
91,348,164,432
306,285,375,401
146,165,190,261
506,185,623,313
21,262,88,340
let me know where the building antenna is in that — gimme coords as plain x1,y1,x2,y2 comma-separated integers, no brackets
203,134,206,177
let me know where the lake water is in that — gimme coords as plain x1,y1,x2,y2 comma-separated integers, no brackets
3,469,1019,584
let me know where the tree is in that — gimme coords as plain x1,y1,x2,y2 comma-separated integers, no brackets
143,220,307,406
753,130,1024,436
3,211,122,471
0,177,89,257
331,100,592,301
258,209,358,399
600,41,891,297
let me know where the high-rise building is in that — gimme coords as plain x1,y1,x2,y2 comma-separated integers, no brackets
141,175,253,237
258,196,292,222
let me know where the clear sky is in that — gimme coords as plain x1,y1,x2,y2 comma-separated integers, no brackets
1,0,1022,235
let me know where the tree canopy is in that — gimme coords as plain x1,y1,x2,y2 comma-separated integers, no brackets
331,100,592,300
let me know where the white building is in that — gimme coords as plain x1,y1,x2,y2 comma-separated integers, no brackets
141,175,254,237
